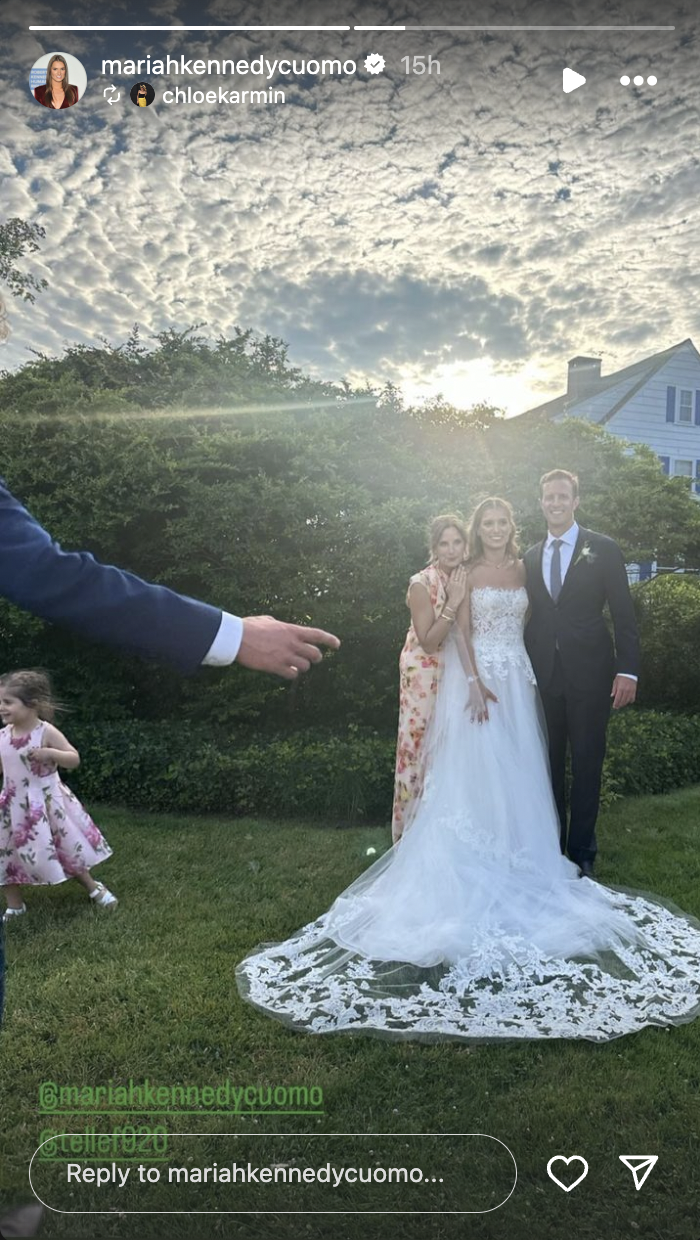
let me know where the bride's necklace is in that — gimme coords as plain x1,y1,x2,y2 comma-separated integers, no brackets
483,554,510,570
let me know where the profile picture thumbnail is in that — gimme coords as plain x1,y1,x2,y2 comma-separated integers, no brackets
131,82,155,107
29,52,86,110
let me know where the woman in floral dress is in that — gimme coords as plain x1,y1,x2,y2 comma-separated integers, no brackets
0,669,117,920
391,515,468,841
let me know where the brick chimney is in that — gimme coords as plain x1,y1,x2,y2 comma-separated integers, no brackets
567,356,602,399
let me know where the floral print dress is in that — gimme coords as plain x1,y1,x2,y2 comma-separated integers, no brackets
391,564,449,840
0,721,112,885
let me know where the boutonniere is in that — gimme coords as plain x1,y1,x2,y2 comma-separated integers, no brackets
573,541,597,568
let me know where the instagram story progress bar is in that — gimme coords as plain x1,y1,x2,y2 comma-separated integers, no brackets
29,22,675,30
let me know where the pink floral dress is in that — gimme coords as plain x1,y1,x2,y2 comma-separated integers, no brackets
0,721,112,886
391,564,449,840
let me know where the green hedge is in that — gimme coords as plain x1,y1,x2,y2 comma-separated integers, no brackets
62,710,700,824
633,574,700,713
602,709,700,802
66,723,395,823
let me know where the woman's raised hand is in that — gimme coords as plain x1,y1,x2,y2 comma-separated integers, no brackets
446,564,468,609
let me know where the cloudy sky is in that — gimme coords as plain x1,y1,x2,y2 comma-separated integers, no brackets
0,0,698,413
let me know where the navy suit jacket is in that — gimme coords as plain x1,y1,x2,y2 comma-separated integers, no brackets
524,525,640,693
0,480,223,674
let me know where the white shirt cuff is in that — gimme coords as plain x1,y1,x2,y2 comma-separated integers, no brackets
617,673,638,682
202,612,243,665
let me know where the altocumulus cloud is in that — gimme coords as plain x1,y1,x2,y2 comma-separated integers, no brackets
0,0,698,411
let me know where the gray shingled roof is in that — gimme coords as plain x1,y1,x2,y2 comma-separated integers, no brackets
516,338,699,424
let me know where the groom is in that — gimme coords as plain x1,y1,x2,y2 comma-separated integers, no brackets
524,469,639,877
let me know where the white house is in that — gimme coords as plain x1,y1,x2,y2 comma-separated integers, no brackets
518,338,700,494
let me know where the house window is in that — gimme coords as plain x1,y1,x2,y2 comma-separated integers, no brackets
679,390,693,423
674,459,693,487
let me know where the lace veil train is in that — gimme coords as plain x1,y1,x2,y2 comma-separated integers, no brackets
236,592,700,1041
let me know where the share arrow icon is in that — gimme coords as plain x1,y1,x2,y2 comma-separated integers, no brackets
619,1155,658,1190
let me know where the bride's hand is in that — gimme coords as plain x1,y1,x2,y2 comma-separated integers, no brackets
466,679,499,724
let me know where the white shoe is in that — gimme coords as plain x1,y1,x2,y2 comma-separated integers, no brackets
89,882,118,909
3,903,27,922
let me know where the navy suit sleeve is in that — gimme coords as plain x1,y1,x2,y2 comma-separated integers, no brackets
602,538,640,678
0,481,223,674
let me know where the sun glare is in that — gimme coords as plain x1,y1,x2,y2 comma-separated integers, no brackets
397,357,555,418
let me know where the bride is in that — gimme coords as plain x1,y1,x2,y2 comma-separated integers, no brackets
236,498,700,1041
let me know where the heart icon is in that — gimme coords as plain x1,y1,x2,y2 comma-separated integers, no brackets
546,1155,589,1192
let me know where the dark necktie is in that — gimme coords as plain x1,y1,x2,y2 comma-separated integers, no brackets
550,539,564,601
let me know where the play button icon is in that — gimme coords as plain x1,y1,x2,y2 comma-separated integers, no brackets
563,67,586,92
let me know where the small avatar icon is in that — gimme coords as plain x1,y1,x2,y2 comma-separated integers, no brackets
33,53,81,109
130,81,155,107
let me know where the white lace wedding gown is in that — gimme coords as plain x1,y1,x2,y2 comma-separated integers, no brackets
236,587,700,1041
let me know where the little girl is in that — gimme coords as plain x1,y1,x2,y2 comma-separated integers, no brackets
0,669,117,922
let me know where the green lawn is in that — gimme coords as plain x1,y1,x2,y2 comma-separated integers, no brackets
1,790,699,1240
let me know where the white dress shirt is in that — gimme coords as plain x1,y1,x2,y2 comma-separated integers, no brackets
542,522,579,597
202,611,244,665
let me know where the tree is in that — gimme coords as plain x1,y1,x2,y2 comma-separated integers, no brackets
0,324,344,414
410,395,506,434
495,416,700,564
0,217,48,302
3,330,700,732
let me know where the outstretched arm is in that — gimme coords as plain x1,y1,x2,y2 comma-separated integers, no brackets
0,481,339,677
0,481,224,673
